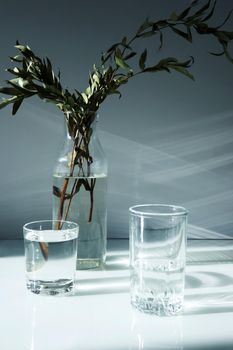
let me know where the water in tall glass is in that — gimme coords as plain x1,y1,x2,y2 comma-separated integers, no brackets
129,204,187,316
131,258,185,316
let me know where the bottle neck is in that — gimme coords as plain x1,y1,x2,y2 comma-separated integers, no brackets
63,114,98,141
55,113,106,177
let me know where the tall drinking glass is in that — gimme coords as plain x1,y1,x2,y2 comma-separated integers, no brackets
129,204,188,316
23,220,78,295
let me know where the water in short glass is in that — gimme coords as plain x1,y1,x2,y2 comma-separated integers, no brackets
129,204,188,316
23,220,78,295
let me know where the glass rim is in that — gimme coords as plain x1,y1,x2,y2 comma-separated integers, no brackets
23,219,79,232
129,204,188,217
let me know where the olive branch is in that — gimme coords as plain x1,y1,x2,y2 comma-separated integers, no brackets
0,0,232,140
0,0,232,226
1,1,232,121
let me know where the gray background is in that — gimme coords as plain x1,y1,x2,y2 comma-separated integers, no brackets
0,0,232,239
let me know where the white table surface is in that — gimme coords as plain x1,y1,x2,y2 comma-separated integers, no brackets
1,239,233,350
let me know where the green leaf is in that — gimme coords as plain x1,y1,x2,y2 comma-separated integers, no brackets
209,50,225,56
137,18,152,35
177,5,192,20
15,44,27,51
7,80,31,94
193,0,212,18
81,92,88,104
124,51,137,60
170,11,178,21
114,48,130,69
80,179,91,192
191,0,199,6
0,86,19,95
202,0,217,21
53,186,61,198
195,22,209,34
109,90,122,98
159,57,178,65
92,73,100,84
156,20,168,28
7,67,30,79
143,65,167,73
177,57,194,67
46,57,52,71
15,43,33,60
106,43,119,54
217,31,231,43
12,97,24,115
216,9,233,30
115,47,122,58
222,43,233,63
171,26,192,42
73,179,85,195
187,27,192,42
0,96,18,109
115,55,126,69
121,36,127,46
139,49,147,70
10,55,23,63
115,76,128,84
75,89,83,99
159,31,163,50
138,31,156,38
0,99,12,109
171,66,195,80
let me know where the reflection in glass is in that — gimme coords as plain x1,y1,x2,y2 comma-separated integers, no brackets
25,295,79,350
129,309,183,350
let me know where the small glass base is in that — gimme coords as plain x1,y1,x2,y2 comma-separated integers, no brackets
27,279,75,296
131,295,183,316
76,258,103,270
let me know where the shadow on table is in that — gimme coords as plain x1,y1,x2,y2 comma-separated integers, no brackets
104,251,129,271
185,291,233,315
185,345,233,350
187,239,233,265
73,251,130,296
74,275,129,296
74,252,233,318
185,268,233,315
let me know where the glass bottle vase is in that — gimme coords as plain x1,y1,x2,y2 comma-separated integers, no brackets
52,115,107,269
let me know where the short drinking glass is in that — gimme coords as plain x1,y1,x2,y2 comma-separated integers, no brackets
129,204,188,316
23,220,78,295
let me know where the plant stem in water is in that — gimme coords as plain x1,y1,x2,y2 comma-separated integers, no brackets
88,178,96,223
64,178,78,221
39,242,49,260
56,177,69,229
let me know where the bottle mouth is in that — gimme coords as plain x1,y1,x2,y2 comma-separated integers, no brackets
23,220,79,232
129,204,188,217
